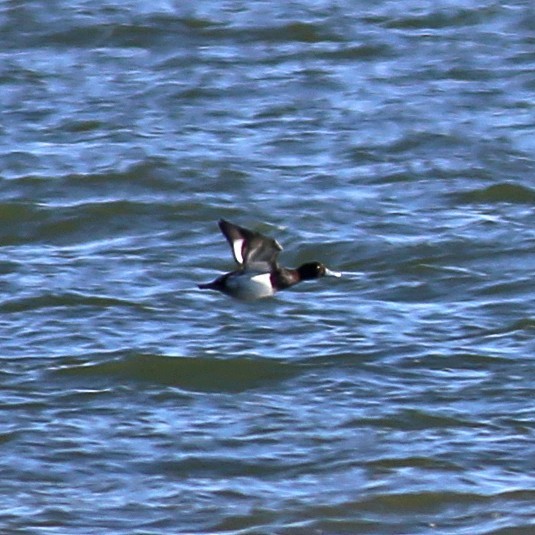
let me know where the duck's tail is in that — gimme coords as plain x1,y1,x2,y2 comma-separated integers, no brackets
198,277,225,291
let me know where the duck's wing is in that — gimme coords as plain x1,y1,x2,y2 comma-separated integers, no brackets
218,219,282,271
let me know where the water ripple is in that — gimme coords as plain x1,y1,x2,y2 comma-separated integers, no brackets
1,0,534,533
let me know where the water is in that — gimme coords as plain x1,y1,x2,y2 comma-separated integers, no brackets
1,1,535,533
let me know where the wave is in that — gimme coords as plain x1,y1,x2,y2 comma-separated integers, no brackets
458,182,535,204
51,351,301,392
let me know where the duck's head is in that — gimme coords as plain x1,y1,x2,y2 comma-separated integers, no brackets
297,262,342,281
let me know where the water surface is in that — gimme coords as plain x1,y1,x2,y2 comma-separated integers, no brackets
1,1,535,533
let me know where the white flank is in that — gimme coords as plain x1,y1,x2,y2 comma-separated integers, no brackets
227,273,273,300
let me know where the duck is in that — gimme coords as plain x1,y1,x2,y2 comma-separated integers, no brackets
198,219,341,300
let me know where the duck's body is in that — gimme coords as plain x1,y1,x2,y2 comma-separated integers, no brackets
199,271,275,300
198,219,340,301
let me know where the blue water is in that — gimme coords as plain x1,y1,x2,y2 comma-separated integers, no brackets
1,1,535,533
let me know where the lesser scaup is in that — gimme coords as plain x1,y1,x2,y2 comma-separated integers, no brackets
198,219,341,300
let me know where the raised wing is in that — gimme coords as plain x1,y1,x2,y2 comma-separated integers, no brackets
218,219,282,271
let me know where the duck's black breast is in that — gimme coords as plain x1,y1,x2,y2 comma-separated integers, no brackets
271,267,300,291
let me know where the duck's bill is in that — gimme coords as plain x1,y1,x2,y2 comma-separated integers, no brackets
325,268,342,278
